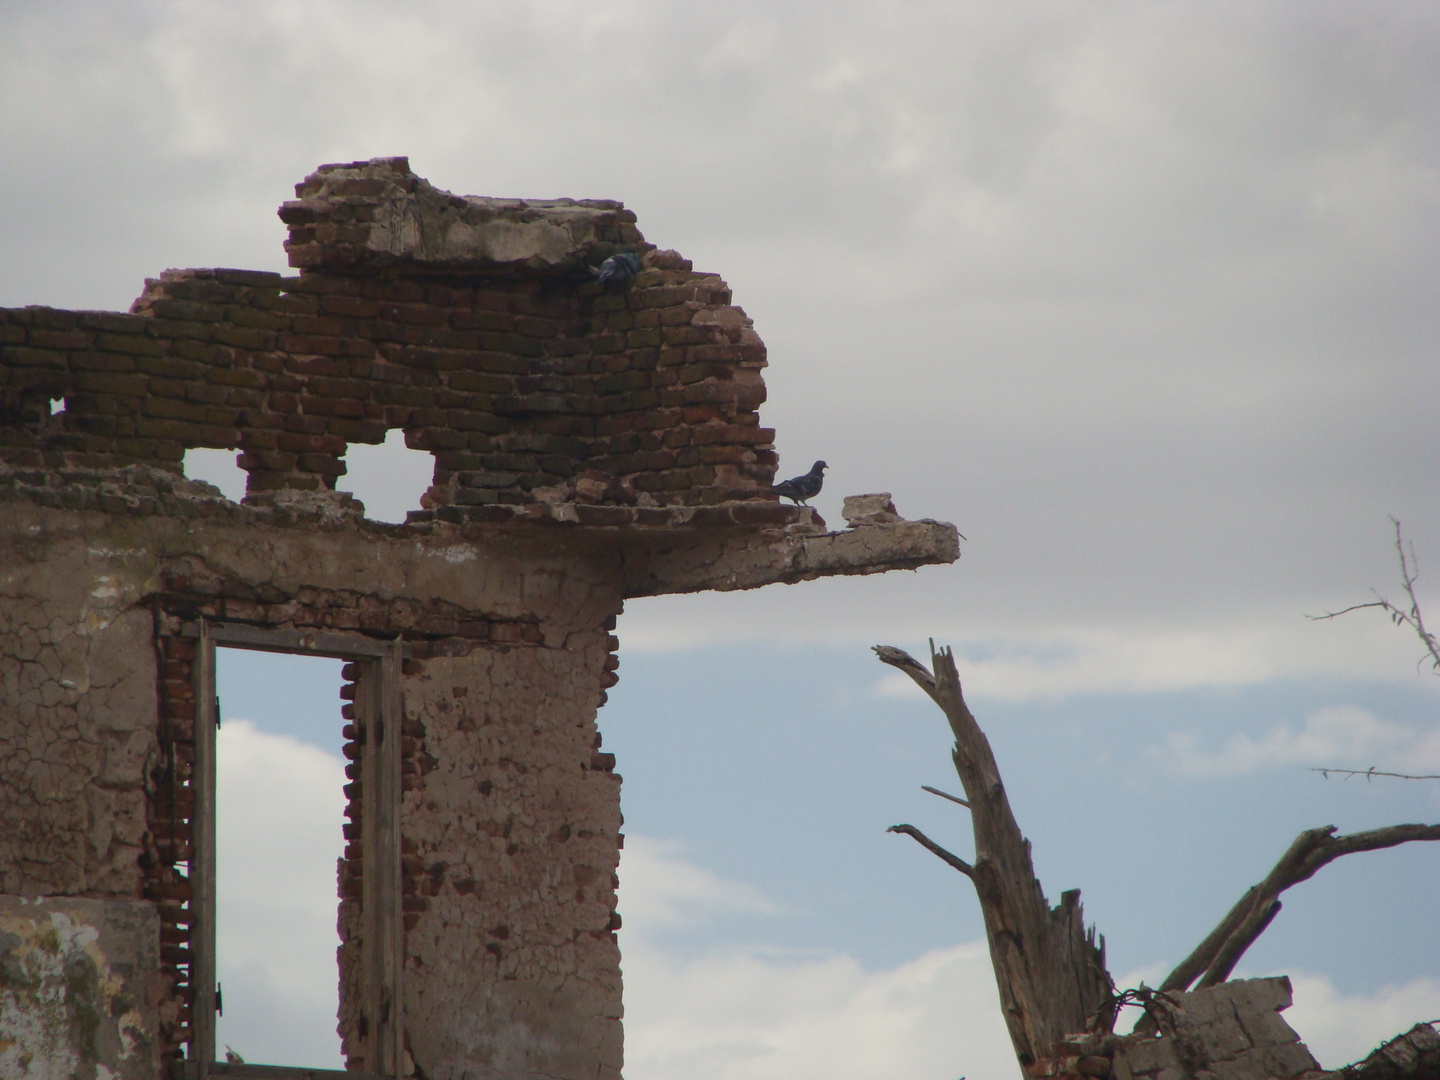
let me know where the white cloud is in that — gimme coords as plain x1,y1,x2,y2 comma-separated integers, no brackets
1156,704,1440,777
615,839,1014,1079
215,719,347,1068
1283,973,1440,1070
618,837,783,932
620,940,1015,1080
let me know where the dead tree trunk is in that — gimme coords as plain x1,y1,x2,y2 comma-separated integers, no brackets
878,640,1440,1072
874,643,1112,1069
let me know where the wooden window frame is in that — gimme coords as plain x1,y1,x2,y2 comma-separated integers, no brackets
183,621,406,1080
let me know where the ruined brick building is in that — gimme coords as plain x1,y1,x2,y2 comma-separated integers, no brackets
0,159,959,1080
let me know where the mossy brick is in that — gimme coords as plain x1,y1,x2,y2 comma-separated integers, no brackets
213,325,272,349
221,388,264,411
587,333,626,355
228,306,291,331
148,299,227,323
373,383,432,408
97,332,165,355
71,351,137,373
452,309,516,333
298,453,346,475
136,355,206,380
211,269,284,289
206,367,266,389
148,376,191,399
476,332,543,358
144,396,210,423
624,328,663,349
277,334,344,356
273,292,321,316
239,450,297,471
157,279,239,305
319,295,383,319
183,381,230,405
291,314,348,337
480,452,541,472
135,417,202,442
282,413,330,436
547,336,592,359
0,322,25,344
71,311,140,333
114,437,161,458
447,371,513,395
196,425,239,447
362,279,426,302
307,375,369,398
471,352,529,375
512,294,576,318
75,371,148,396
295,394,337,416
379,302,448,327
25,306,83,329
328,417,389,442
169,340,236,365
513,315,561,338
698,444,756,465
28,327,94,349
68,413,118,436
446,410,508,434
2,345,68,368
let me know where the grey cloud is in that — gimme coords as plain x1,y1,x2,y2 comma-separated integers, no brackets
2,0,1436,674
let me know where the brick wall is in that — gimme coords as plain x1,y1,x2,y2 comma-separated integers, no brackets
1,171,777,512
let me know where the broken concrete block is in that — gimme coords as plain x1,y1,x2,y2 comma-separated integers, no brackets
842,492,902,527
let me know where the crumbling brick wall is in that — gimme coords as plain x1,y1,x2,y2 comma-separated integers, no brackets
0,159,960,1080
1,159,775,513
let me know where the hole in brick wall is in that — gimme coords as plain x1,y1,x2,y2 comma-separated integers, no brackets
215,648,346,1069
49,397,65,414
337,428,435,523
183,448,247,502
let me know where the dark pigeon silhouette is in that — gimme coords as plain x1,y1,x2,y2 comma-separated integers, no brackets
771,460,827,504
592,251,642,289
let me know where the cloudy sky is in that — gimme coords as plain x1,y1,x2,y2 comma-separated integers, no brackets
5,2,1438,1076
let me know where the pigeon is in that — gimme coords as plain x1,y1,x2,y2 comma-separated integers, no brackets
591,251,642,289
225,1046,245,1065
771,460,827,505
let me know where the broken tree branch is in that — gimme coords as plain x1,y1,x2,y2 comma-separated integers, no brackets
1156,823,1440,997
923,784,972,808
1313,767,1440,782
875,642,1111,1069
887,824,975,877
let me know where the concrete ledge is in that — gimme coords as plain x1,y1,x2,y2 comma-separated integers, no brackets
621,518,961,597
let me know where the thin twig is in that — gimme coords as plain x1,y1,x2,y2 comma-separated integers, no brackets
1313,767,1440,782
887,823,975,878
922,784,972,808
1309,518,1440,676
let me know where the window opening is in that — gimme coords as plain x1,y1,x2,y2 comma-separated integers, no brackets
186,622,405,1080
337,428,435,523
49,396,65,414
214,647,346,1068
183,447,247,502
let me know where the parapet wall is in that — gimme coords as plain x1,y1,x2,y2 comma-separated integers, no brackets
1,157,774,509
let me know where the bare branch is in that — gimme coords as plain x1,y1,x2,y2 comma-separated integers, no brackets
1314,767,1440,782
1157,822,1440,996
887,824,975,878
922,784,972,808
1309,518,1440,677
874,644,941,703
